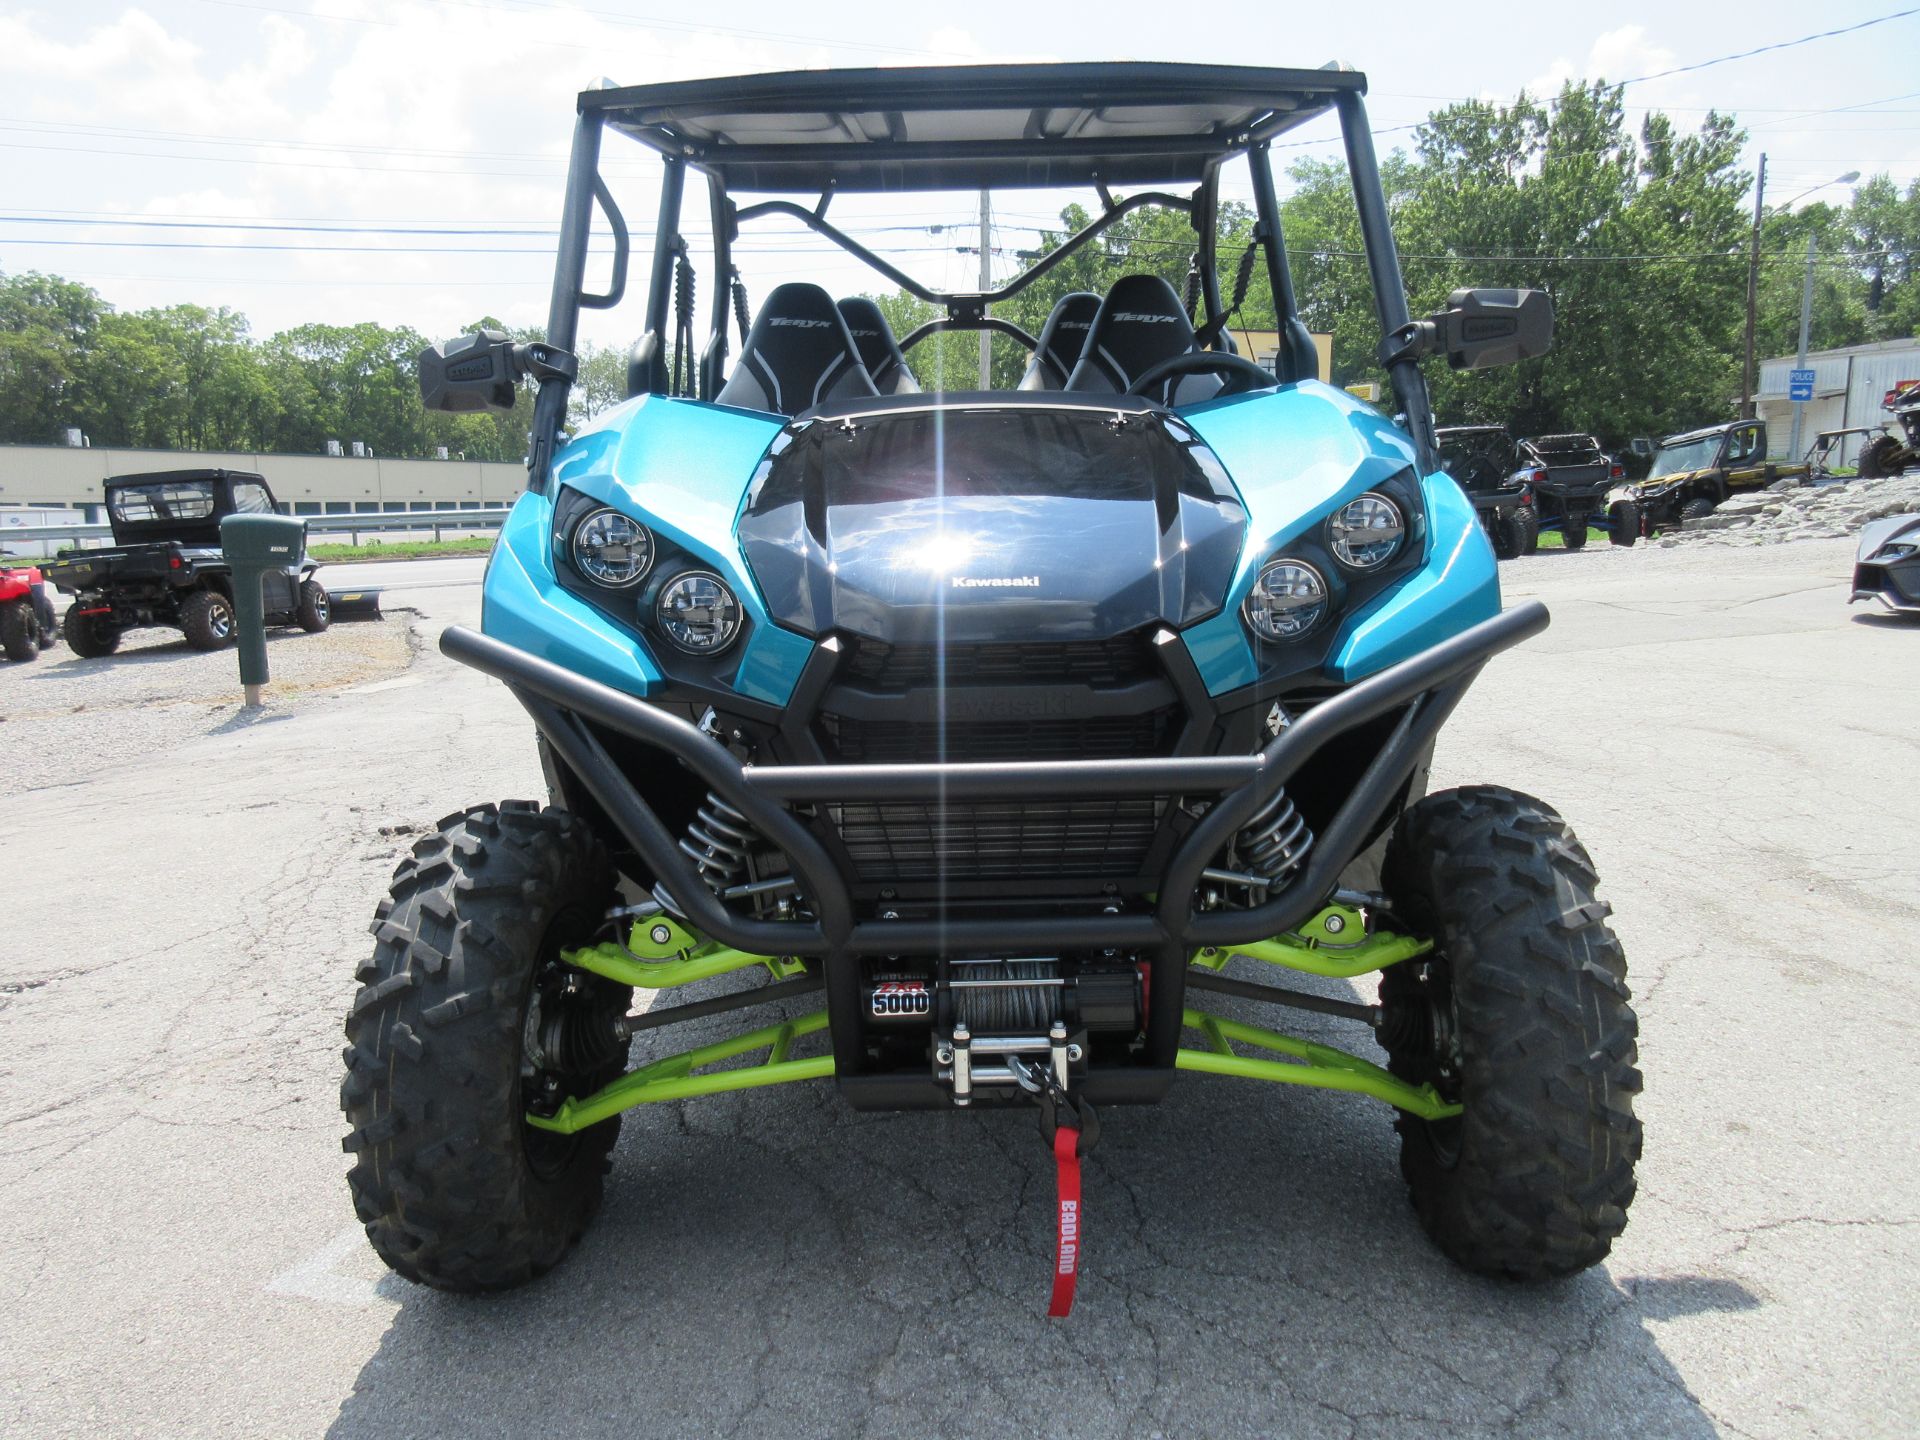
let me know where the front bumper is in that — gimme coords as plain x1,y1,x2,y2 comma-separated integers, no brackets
441,599,1549,1101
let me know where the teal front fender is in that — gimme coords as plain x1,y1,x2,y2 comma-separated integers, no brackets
482,489,668,697
1329,468,1499,682
481,394,814,705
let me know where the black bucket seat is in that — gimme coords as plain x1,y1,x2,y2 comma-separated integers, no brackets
836,297,920,395
715,282,879,415
1062,274,1222,405
1017,291,1101,391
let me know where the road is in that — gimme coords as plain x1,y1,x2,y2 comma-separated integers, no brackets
1,538,1914,1439
317,554,487,594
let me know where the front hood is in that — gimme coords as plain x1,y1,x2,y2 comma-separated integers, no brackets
737,395,1248,644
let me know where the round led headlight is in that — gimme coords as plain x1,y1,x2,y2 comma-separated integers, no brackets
655,570,742,656
570,507,654,588
1243,559,1328,642
1329,492,1405,569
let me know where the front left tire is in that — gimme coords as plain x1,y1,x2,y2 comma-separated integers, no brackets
1379,786,1642,1281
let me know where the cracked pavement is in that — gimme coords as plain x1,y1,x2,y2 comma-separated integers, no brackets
0,539,1914,1438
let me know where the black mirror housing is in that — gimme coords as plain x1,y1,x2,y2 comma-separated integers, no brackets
420,330,520,413
1429,288,1553,370
1628,437,1654,458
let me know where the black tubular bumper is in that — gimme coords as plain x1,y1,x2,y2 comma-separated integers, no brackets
440,601,1549,1095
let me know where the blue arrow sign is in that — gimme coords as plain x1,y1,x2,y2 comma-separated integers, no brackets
1789,367,1816,402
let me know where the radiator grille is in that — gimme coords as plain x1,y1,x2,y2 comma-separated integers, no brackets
838,633,1158,690
831,798,1160,881
819,710,1174,764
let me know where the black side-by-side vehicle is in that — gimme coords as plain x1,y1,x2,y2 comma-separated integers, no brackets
1435,425,1537,558
43,470,330,656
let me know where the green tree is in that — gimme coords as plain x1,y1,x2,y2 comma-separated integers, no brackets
0,271,104,444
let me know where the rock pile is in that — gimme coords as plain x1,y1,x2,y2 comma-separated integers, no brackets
1657,474,1920,547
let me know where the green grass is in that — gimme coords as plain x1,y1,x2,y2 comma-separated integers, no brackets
307,537,496,562
1536,527,1609,550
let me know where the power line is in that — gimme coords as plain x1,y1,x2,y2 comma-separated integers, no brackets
1620,8,1920,83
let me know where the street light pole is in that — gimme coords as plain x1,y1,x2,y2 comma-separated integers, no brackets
1740,153,1766,420
1790,231,1818,461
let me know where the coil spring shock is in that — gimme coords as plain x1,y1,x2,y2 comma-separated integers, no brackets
1238,788,1314,888
677,791,755,894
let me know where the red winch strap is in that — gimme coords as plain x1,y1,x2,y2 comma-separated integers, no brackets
1047,1124,1083,1318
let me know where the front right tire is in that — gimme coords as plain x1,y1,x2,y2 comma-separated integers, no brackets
342,801,632,1292
1380,786,1642,1280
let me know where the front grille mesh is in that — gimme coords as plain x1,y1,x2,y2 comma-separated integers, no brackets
820,711,1174,764
831,798,1160,881
839,634,1157,689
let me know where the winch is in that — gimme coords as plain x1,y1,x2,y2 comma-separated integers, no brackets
858,956,1143,1107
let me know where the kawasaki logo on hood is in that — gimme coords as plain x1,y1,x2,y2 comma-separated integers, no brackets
952,575,1040,589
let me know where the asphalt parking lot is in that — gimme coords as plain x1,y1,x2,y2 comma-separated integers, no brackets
1,541,1915,1439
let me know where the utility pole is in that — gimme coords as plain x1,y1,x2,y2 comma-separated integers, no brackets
1740,152,1766,420
1789,230,1817,461
978,189,992,389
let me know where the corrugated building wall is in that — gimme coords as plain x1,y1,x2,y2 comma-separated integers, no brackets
1757,337,1920,465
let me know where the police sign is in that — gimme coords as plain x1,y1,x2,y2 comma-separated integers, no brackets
1789,368,1816,402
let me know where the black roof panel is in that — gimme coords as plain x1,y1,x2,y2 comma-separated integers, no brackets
586,62,1363,192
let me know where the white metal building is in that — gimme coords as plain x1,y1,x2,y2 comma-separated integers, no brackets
1757,337,1920,464
0,443,525,522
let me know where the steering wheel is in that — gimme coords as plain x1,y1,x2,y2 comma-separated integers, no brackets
1125,350,1275,402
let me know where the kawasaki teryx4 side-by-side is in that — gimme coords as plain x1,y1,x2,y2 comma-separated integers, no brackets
344,63,1640,1311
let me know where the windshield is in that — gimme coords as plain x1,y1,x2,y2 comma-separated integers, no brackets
1648,436,1720,480
109,480,216,524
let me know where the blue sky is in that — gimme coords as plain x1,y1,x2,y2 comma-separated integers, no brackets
4,1,1918,346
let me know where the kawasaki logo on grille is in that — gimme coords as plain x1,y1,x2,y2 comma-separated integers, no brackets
952,575,1040,589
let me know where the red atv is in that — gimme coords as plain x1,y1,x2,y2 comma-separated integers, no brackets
1,564,61,662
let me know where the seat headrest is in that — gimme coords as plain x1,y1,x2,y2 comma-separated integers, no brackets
1063,274,1217,405
1017,291,1101,391
715,282,878,416
836,297,920,395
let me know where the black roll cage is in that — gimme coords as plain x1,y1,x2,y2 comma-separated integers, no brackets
525,81,1437,495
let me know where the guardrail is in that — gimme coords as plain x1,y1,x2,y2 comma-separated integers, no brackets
0,507,514,551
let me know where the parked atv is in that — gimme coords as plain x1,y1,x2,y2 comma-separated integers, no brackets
1436,425,1538,558
1518,433,1638,548
1857,380,1920,479
0,564,60,662
42,470,329,656
1630,419,1807,531
344,62,1639,1312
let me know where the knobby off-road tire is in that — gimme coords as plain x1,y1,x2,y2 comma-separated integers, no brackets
179,589,235,651
1379,786,1642,1280
1857,434,1899,480
341,801,632,1291
63,603,120,658
1,600,35,662
1560,516,1589,551
1679,496,1717,524
297,579,331,633
1608,499,1641,548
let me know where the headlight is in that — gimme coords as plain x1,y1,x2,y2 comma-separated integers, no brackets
1328,492,1404,569
655,570,742,655
1243,558,1327,642
570,507,654,588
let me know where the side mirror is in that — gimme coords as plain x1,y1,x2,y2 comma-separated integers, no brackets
1628,437,1654,458
1420,289,1553,370
419,332,577,413
420,330,519,413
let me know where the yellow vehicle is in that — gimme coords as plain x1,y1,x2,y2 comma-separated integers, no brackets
1628,419,1807,529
